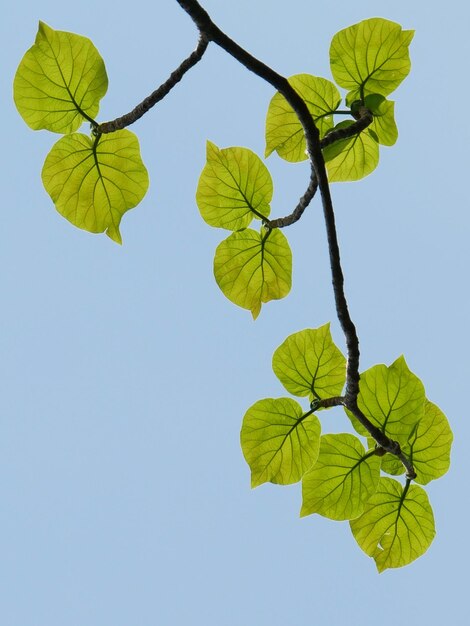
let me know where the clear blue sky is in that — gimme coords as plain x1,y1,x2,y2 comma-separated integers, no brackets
1,1,468,624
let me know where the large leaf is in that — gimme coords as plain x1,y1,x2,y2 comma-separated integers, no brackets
405,401,453,485
301,434,380,520
265,74,341,162
272,325,346,401
42,130,149,244
348,356,425,443
330,18,414,99
213,227,292,319
196,142,272,230
240,398,321,487
14,21,108,133
323,121,379,182
350,477,435,572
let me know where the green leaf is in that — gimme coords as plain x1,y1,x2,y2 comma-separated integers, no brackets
213,227,292,319
272,324,346,401
265,74,341,162
350,478,435,572
323,122,379,181
348,356,426,443
14,21,108,133
196,142,272,230
301,434,380,520
240,398,321,487
364,94,398,146
330,18,414,99
42,129,149,244
405,401,453,485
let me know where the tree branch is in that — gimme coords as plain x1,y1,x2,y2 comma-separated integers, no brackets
97,34,209,134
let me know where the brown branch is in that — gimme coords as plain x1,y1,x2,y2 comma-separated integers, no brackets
97,34,209,134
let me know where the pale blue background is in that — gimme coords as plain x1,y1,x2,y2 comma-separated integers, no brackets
1,1,468,624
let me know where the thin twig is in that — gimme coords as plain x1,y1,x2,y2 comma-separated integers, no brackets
97,34,209,134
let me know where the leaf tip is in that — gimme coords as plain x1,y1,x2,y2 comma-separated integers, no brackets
106,225,123,245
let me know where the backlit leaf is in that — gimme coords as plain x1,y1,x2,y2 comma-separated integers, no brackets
330,18,414,99
241,398,321,487
301,434,380,520
14,21,107,133
405,401,453,485
348,356,425,443
196,142,272,230
364,94,398,146
272,325,346,400
213,227,292,318
350,477,435,572
42,129,149,244
323,121,379,181
265,74,341,162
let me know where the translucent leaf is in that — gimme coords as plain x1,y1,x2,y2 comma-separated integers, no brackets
348,356,426,443
323,122,379,182
196,141,272,230
272,324,346,401
265,74,341,162
350,477,435,572
42,130,149,244
330,18,414,98
364,94,398,146
213,227,292,319
405,401,453,485
301,434,380,520
240,398,321,487
14,21,108,133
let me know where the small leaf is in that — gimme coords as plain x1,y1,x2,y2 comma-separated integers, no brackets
406,401,453,485
265,74,341,162
323,122,379,181
213,227,292,318
14,21,108,133
42,129,149,244
301,434,380,520
364,94,398,146
240,398,321,487
272,324,346,400
348,356,426,443
350,477,435,572
330,18,414,98
196,142,272,230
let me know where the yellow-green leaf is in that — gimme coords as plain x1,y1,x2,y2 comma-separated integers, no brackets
14,21,108,133
323,122,379,182
364,94,398,146
348,356,426,443
272,324,346,400
196,142,272,230
301,434,380,520
42,129,149,244
240,398,321,487
265,74,340,162
330,18,414,98
213,227,292,318
350,478,435,572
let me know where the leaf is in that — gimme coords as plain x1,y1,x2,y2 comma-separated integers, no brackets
330,18,414,99
301,434,380,520
350,477,435,572
240,398,321,487
42,130,149,244
406,401,453,485
14,21,108,133
196,142,272,230
272,325,346,401
348,356,426,443
364,94,398,146
323,122,379,182
265,74,341,162
213,227,292,318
